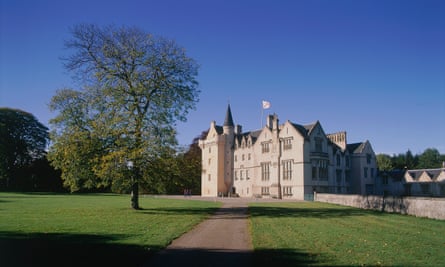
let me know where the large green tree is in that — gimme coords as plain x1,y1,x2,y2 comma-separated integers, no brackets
0,108,49,189
376,154,393,172
417,148,443,169
49,24,199,208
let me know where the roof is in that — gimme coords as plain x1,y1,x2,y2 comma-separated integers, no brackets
223,104,234,127
215,125,223,135
347,142,366,154
406,168,445,182
291,123,309,137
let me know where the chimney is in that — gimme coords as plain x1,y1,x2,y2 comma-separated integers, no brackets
235,124,242,135
266,114,279,130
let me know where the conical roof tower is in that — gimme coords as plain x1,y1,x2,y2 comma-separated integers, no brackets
224,104,234,127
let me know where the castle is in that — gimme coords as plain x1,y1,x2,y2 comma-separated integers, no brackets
199,105,377,200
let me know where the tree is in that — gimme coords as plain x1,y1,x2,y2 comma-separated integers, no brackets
376,154,393,172
0,108,49,190
391,150,418,170
49,24,199,208
417,148,442,169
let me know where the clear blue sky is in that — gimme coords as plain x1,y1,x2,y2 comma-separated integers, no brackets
1,0,444,155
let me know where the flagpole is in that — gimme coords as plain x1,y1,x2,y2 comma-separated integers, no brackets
261,104,264,128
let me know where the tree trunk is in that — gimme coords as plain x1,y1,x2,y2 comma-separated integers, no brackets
131,181,139,210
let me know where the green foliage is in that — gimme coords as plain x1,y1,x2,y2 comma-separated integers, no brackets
48,24,200,200
0,108,51,190
0,193,220,267
250,202,445,266
381,148,444,171
390,149,419,170
417,148,443,169
376,154,393,171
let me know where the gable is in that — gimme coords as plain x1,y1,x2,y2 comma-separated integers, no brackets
206,124,223,140
282,120,307,140
418,172,432,182
256,126,273,142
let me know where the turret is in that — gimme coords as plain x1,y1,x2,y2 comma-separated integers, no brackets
223,104,235,135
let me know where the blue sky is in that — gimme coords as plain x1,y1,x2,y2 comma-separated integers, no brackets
1,0,444,155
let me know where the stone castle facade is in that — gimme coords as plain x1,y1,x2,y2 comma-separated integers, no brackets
199,105,377,200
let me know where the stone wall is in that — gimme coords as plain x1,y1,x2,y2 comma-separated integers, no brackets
315,193,445,220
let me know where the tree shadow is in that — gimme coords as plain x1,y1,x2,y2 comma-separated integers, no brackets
144,247,325,267
139,206,221,216
0,231,160,267
248,206,368,219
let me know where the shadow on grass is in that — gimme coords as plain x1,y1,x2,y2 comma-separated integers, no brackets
249,206,370,219
139,206,222,217
0,231,161,267
145,247,353,267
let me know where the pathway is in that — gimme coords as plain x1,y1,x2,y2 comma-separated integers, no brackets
143,198,253,267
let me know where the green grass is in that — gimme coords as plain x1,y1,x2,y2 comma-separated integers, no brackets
249,201,445,266
0,192,220,267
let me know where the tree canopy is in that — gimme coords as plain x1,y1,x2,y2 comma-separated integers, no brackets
0,108,50,189
377,148,445,171
48,24,199,208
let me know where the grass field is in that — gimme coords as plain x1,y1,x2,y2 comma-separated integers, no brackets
0,193,220,267
2,193,445,267
249,201,445,266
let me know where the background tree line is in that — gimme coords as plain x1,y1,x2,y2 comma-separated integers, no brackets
0,107,203,194
376,148,445,172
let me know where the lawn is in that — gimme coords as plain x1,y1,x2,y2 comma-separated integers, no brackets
0,193,220,267
249,201,445,266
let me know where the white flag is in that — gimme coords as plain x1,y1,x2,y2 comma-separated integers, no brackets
262,100,271,109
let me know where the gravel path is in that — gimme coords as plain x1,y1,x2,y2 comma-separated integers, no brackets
144,199,253,267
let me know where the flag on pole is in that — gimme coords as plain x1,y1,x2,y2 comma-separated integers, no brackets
262,100,271,109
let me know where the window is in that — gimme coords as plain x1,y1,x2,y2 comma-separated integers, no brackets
336,154,341,166
208,147,211,153
282,160,292,180
367,154,372,164
240,170,243,180
248,153,251,160
319,168,328,180
242,154,245,161
312,160,328,180
246,170,250,180
283,186,292,196
261,162,270,181
208,174,211,181
336,170,342,184
364,167,368,178
261,187,270,195
283,138,292,150
345,156,350,168
235,155,237,162
235,171,238,180
312,166,318,180
345,170,351,183
371,168,375,178
315,138,323,152
262,142,270,153
319,160,328,180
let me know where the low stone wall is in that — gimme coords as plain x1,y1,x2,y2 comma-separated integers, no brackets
315,193,445,220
